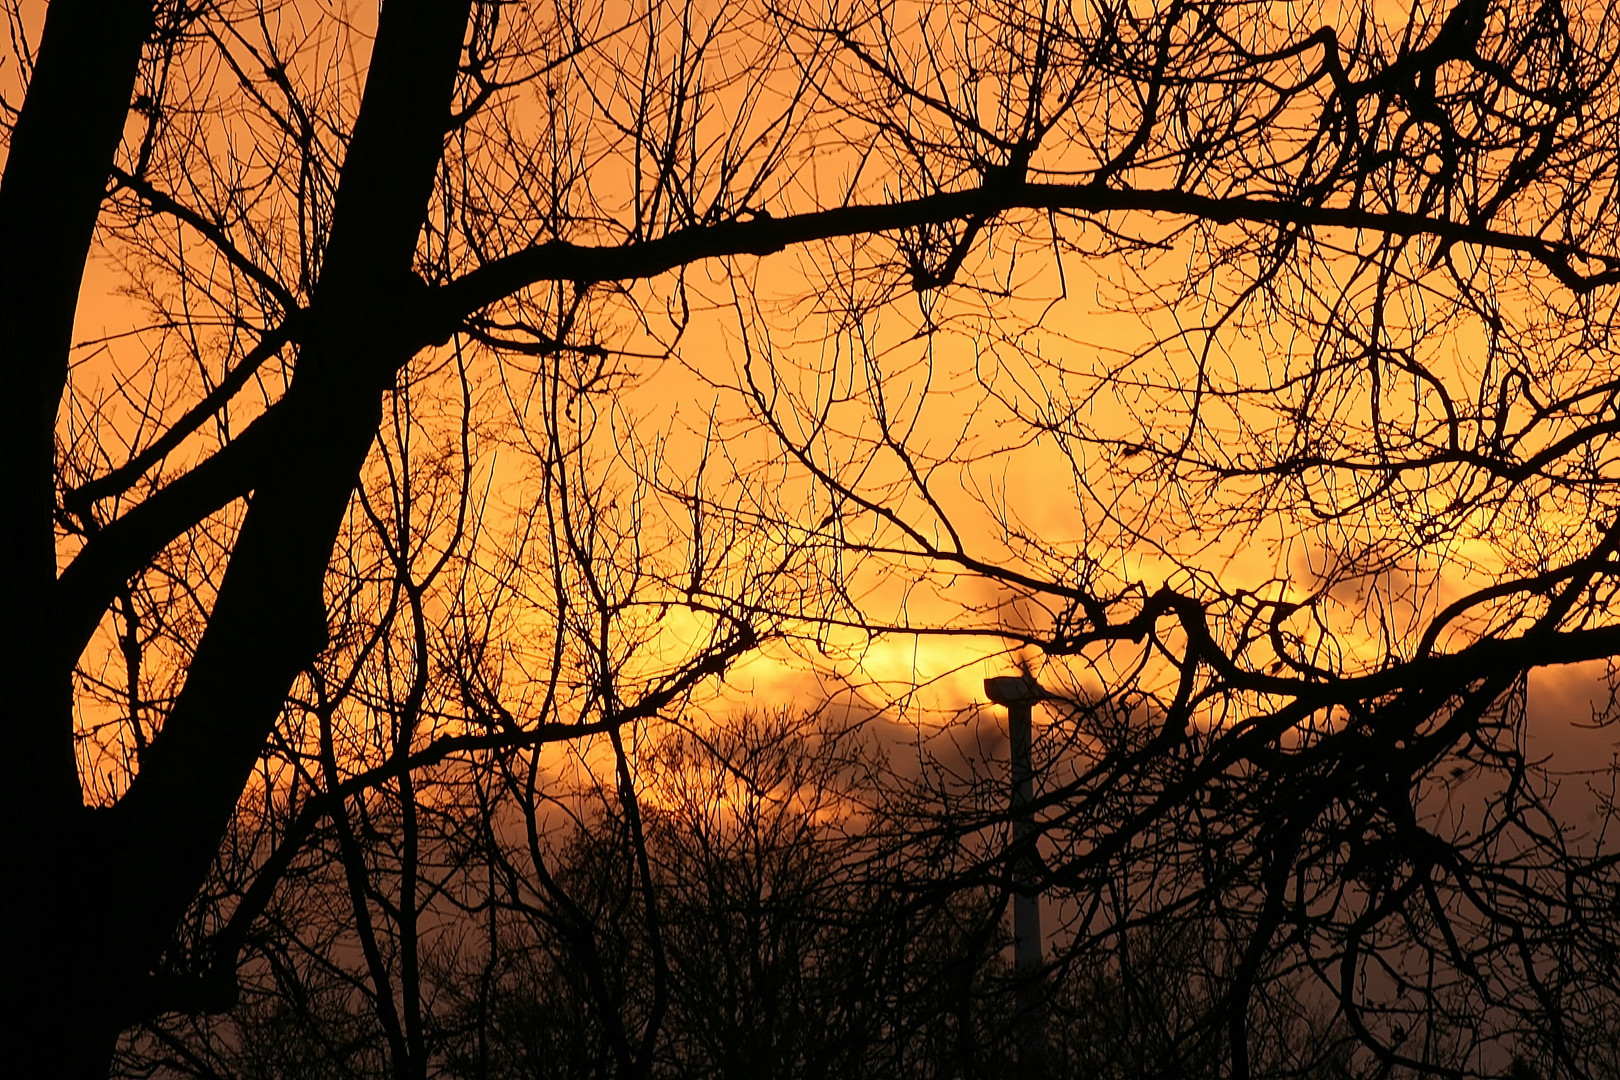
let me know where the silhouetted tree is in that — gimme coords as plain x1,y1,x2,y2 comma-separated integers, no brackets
710,0,1620,1074
119,707,1357,1079
7,0,1620,1076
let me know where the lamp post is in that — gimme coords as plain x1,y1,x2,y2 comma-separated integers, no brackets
984,673,1046,1075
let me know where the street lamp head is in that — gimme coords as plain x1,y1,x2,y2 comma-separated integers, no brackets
984,673,1048,706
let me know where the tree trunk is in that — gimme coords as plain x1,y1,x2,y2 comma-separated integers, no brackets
110,0,469,1069
0,1,474,1074
0,2,154,1074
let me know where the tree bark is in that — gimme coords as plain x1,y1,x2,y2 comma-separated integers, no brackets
0,1,155,1073
0,1,472,1074
99,0,469,1072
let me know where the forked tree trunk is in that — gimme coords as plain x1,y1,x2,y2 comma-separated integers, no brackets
0,2,473,1074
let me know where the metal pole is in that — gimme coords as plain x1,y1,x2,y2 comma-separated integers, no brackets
985,674,1046,1075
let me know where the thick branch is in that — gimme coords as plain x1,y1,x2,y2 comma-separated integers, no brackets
63,319,296,514
429,182,1620,331
55,404,282,669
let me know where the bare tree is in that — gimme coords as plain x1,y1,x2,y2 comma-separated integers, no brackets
8,0,1620,1075
126,697,1373,1080
702,0,1620,1075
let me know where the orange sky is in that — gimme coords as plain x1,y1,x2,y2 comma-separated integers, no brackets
40,0,1620,814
